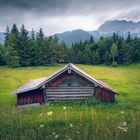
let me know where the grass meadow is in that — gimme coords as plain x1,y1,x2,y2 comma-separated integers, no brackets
0,63,140,140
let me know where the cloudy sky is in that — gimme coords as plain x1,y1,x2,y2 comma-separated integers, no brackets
0,0,140,35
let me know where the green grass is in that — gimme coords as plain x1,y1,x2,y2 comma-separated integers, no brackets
0,63,140,140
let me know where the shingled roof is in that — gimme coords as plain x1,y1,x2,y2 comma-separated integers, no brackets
15,63,118,94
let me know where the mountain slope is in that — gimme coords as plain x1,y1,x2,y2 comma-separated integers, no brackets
56,20,140,47
55,29,91,47
97,20,140,37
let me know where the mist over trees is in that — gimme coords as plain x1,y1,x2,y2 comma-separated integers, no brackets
0,24,140,67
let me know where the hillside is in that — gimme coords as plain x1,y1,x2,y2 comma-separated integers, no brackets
55,29,91,47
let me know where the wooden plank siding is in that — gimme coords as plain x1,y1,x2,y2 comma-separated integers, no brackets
45,70,95,101
95,87,115,102
45,87,94,100
17,89,44,105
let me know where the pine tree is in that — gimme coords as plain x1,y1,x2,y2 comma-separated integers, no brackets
133,37,140,62
126,32,131,43
113,33,116,43
36,28,45,65
90,35,95,44
104,51,111,65
18,24,30,66
10,24,20,51
82,45,92,64
98,37,106,63
29,38,38,66
11,24,19,36
31,29,35,40
37,28,44,42
5,33,20,67
4,26,10,47
0,44,6,65
95,49,100,64
117,37,124,64
123,43,134,64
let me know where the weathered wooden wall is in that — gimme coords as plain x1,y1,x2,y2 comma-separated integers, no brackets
17,89,44,105
95,87,115,102
45,70,95,101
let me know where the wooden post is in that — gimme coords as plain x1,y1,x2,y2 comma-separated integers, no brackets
93,84,97,96
42,85,47,104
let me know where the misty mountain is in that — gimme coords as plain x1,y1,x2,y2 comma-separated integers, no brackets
55,20,140,47
1,20,140,47
88,30,100,39
55,29,91,47
97,20,140,37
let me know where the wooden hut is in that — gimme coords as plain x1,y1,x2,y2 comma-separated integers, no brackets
14,63,118,106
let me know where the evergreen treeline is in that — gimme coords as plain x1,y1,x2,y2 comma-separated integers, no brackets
0,24,68,67
70,34,140,66
0,24,140,67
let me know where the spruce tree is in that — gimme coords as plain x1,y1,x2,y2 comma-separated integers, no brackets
133,37,140,61
104,51,111,65
90,35,95,44
19,24,30,66
0,44,6,65
95,49,100,64
4,26,10,47
36,28,45,65
31,29,35,40
5,33,20,67
11,24,19,37
117,37,124,64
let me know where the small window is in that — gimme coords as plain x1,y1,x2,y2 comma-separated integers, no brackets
68,68,71,74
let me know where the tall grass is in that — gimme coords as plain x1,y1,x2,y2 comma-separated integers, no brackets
0,103,140,140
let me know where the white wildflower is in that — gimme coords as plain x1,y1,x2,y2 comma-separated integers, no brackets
55,135,58,138
124,128,128,132
63,106,66,110
40,124,44,128
39,113,43,116
53,132,56,135
46,111,53,116
70,123,73,128
122,121,127,127
77,131,80,134
117,126,122,129
117,126,128,132
125,127,128,130
121,111,124,114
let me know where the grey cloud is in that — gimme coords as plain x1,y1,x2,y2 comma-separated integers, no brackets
0,0,139,15
0,0,140,35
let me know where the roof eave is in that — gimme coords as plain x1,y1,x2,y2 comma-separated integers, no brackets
14,87,38,94
103,87,119,95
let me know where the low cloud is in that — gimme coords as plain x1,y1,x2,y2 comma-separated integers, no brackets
0,0,140,35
